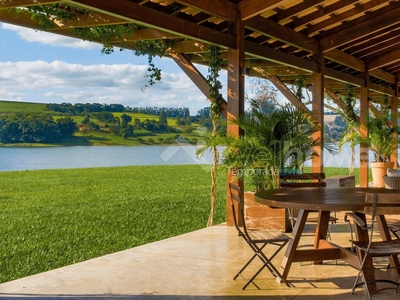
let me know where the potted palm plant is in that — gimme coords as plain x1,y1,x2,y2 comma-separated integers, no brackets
218,100,322,231
360,112,399,187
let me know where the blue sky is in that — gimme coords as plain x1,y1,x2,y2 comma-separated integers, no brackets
0,22,227,115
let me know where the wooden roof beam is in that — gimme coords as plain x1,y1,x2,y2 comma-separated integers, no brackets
239,0,287,21
273,0,325,23
304,0,382,36
294,0,359,33
170,52,227,117
245,16,320,53
65,0,236,49
368,47,400,71
320,5,400,52
173,0,237,22
245,40,318,73
0,0,60,9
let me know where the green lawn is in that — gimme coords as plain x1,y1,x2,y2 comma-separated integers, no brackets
0,165,365,283
0,165,226,283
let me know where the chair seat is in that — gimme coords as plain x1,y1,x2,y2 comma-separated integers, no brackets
353,240,400,256
247,228,290,242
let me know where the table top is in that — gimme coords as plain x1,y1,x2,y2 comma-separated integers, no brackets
254,187,400,211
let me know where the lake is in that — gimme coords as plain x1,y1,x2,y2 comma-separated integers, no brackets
0,143,377,171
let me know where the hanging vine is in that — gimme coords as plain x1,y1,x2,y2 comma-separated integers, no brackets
294,75,306,102
204,45,224,227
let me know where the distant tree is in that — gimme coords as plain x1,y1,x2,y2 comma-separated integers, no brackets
176,115,182,126
120,126,134,139
81,114,90,125
95,111,116,123
159,110,168,130
57,116,77,137
120,113,132,127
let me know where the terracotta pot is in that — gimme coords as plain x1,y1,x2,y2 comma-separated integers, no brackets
370,161,394,188
244,191,291,232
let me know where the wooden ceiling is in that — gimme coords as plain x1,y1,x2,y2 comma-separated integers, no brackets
2,0,400,105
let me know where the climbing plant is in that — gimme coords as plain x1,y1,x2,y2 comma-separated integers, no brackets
203,45,224,227
294,75,306,102
334,84,359,175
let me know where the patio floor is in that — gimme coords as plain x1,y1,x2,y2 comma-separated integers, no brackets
0,218,400,299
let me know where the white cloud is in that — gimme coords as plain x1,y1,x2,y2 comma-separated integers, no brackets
0,60,209,114
2,23,100,50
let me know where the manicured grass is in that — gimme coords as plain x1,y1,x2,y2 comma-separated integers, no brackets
0,165,227,283
0,165,366,283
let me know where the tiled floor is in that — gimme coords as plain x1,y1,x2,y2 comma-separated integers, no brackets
0,221,399,299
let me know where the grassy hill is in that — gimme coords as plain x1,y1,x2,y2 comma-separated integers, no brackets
0,100,49,114
0,100,209,146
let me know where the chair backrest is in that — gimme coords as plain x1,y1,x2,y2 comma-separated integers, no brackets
228,182,247,236
279,172,326,188
364,193,400,216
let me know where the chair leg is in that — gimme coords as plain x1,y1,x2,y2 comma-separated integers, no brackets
351,253,372,300
235,241,289,289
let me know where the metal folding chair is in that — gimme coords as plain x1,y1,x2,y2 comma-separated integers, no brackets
228,182,291,289
345,193,400,300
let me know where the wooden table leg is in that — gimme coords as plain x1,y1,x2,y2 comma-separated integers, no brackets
313,210,330,264
277,209,309,283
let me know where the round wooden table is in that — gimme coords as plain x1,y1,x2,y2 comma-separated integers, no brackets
255,187,398,211
254,187,400,294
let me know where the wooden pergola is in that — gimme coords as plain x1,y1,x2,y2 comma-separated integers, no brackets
1,0,400,221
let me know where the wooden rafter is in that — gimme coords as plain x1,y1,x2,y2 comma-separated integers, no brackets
65,0,236,48
239,0,287,21
320,5,400,51
174,0,237,22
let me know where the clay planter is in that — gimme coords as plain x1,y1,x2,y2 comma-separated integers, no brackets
244,191,291,232
371,161,394,188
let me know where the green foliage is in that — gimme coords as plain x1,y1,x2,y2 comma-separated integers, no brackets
0,165,227,283
221,101,320,191
72,24,138,54
206,46,224,122
57,116,78,137
294,75,306,101
362,113,399,162
0,113,77,143
25,4,87,30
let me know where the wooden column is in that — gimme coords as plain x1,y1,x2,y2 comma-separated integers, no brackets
391,81,399,168
312,53,324,173
226,16,245,226
359,72,369,187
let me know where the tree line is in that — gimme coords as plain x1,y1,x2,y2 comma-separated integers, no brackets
0,113,77,143
0,103,215,145
46,102,192,118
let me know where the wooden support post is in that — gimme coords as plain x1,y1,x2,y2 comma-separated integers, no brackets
360,72,369,187
226,16,245,226
312,53,324,173
391,80,399,168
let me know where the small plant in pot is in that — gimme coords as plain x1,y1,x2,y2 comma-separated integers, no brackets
357,102,399,187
